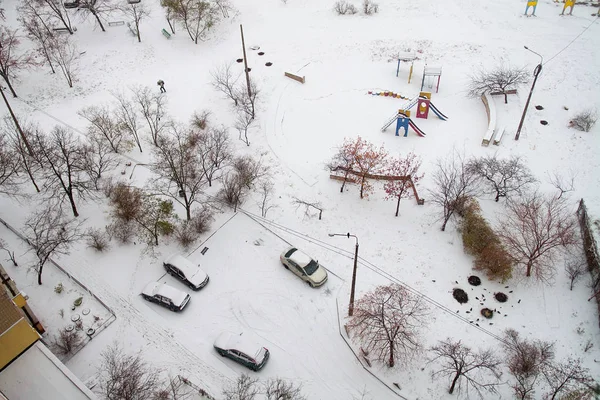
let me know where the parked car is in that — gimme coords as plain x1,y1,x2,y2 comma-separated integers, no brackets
163,254,209,290
280,246,328,287
141,282,191,312
213,332,270,371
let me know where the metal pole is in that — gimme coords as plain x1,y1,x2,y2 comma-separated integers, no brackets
240,24,252,99
515,46,543,141
0,86,34,156
348,238,359,316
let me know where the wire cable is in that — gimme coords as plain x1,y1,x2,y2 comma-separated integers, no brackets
543,15,599,66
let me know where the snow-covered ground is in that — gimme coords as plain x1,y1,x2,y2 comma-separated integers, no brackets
1,0,600,398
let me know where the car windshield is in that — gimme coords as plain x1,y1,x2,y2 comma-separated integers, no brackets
304,259,319,275
284,248,297,258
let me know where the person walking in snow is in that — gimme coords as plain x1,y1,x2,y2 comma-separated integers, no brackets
157,80,166,93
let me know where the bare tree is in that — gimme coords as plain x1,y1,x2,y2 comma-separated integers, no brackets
24,204,84,285
565,251,587,291
152,123,207,221
169,0,219,44
292,197,322,220
120,2,149,42
236,79,260,120
429,338,502,398
211,63,240,106
0,127,22,196
18,2,57,73
543,358,594,400
468,65,528,104
130,85,166,146
79,105,129,153
233,155,269,190
85,227,110,252
4,118,41,192
76,0,117,32
497,192,578,281
548,169,576,200
214,0,233,18
197,126,231,186
327,137,361,193
160,0,177,33
234,107,254,146
569,109,597,132
468,155,536,202
31,126,94,217
428,150,480,231
0,27,38,98
264,378,306,400
153,376,196,400
218,172,244,212
52,327,82,355
0,238,18,266
347,284,428,368
83,131,117,190
133,195,176,247
49,34,80,88
99,343,161,400
222,374,259,400
350,136,388,198
502,329,555,400
37,0,74,34
113,92,143,152
257,180,275,218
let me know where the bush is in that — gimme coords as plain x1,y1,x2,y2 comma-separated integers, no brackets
363,0,378,14
86,228,110,252
459,199,497,255
109,183,142,222
191,207,214,234
174,221,198,249
107,220,134,244
334,0,357,14
191,110,211,131
54,283,64,294
474,243,513,282
53,328,82,355
569,109,597,132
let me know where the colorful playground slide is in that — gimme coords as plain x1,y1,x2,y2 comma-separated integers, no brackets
408,120,426,137
429,102,448,121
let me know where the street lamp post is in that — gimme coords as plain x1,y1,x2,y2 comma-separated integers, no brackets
515,46,543,141
328,232,359,316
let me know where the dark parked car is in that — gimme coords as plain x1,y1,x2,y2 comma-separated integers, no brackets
63,1,80,8
141,282,190,312
213,332,270,371
163,254,209,290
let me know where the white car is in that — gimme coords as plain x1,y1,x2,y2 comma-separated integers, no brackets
213,332,270,371
141,282,191,312
163,254,209,290
280,246,328,287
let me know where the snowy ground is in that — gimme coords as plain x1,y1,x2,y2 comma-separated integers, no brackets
1,0,600,398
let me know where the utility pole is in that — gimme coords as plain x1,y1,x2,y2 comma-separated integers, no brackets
515,46,543,141
0,85,34,156
239,24,254,118
329,232,360,316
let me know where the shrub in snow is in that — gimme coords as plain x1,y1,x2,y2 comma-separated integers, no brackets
191,110,211,131
569,109,597,132
86,228,110,252
174,221,200,249
334,1,357,15
363,0,378,14
52,328,82,356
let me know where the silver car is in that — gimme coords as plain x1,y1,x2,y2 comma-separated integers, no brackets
280,246,328,287
141,282,191,312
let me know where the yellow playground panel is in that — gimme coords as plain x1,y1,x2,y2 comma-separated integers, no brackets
562,0,575,15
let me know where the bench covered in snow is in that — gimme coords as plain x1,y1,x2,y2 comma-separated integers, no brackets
481,93,497,146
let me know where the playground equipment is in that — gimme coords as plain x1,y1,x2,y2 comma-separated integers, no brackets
561,0,575,15
380,92,448,137
421,66,442,93
368,90,410,100
525,0,538,16
329,165,425,205
396,52,417,83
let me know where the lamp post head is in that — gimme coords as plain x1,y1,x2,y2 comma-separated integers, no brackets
328,233,335,237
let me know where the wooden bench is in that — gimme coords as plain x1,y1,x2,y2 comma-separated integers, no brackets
161,29,171,39
108,20,125,27
493,127,505,145
481,93,497,146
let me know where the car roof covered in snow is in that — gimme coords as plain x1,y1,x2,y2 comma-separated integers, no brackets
285,247,313,267
142,281,188,306
164,254,208,285
214,332,263,359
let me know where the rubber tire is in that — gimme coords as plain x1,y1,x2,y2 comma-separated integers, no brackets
307,281,314,288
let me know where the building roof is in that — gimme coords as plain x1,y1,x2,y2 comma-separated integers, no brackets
0,290,22,335
0,341,97,399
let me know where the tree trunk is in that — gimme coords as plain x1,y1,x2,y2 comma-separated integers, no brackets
3,76,18,98
67,191,79,217
92,10,106,32
359,176,366,198
167,17,175,34
395,196,401,217
570,278,574,290
43,48,56,74
37,264,44,285
449,371,461,394
526,260,533,277
388,341,395,367
441,215,450,231
495,191,500,202
504,92,508,104
136,21,141,43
